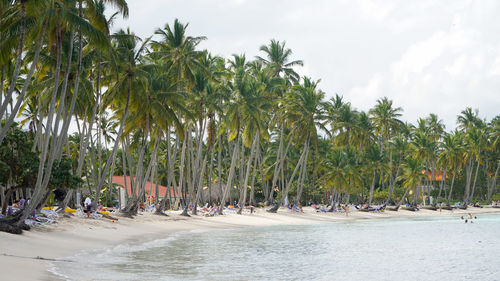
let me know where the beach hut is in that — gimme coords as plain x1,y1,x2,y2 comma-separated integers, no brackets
111,176,182,208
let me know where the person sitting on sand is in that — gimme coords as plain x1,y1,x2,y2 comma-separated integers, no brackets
12,199,20,208
84,196,92,218
19,198,25,209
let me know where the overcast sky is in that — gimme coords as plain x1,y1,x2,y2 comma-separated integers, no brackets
108,0,500,130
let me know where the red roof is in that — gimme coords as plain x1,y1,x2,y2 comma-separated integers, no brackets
112,176,180,198
421,171,448,181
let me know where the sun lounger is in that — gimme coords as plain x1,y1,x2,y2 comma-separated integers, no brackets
401,206,419,211
40,209,59,220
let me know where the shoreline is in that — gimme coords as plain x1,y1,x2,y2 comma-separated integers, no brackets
1,206,499,281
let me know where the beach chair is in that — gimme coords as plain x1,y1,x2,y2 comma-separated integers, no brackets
375,204,386,213
40,209,60,220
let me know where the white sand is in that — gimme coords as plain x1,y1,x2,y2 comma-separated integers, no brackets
1,206,499,281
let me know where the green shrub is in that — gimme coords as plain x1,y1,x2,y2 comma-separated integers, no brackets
372,189,389,203
492,193,500,201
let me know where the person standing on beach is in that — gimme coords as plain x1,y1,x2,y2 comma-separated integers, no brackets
344,204,349,216
84,196,92,218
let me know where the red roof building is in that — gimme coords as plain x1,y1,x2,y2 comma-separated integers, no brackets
112,176,181,198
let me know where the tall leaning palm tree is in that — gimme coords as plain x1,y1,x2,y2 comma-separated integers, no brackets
257,40,302,204
438,131,464,206
369,97,403,199
280,77,326,205
96,28,152,204
395,157,425,210
151,18,205,210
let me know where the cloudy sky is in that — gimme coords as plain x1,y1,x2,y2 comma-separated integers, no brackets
109,0,500,130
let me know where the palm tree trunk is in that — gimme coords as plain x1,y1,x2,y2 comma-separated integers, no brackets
487,161,499,201
124,138,136,199
76,57,101,176
296,140,310,203
95,79,132,199
238,132,258,214
193,144,209,215
56,25,84,158
121,141,128,208
436,168,446,205
395,185,412,210
0,65,4,109
447,168,457,205
269,123,284,203
250,143,261,206
127,132,160,214
51,29,75,145
282,139,308,206
463,160,473,204
207,142,216,205
157,128,178,214
129,125,150,206
368,170,377,205
17,26,64,225
469,159,481,203
238,136,245,203
217,132,223,202
219,134,240,214
177,131,188,215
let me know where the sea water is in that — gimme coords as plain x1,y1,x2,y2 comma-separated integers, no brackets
50,214,500,281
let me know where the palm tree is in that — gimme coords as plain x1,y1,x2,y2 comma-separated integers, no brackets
395,157,425,210
369,97,403,201
257,40,302,205
151,19,205,211
95,28,152,204
438,131,464,205
486,116,500,201
320,148,348,208
280,77,326,205
256,39,303,81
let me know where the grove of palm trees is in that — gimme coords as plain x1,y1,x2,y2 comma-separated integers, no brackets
1,1,499,235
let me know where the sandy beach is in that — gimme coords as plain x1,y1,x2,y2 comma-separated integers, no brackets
1,206,499,281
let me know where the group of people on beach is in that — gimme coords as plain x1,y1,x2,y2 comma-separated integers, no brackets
7,198,26,215
310,203,350,216
461,213,477,223
0,197,41,221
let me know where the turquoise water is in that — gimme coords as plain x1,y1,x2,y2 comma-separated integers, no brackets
51,214,500,281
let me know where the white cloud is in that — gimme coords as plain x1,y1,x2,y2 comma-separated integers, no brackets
107,0,500,130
